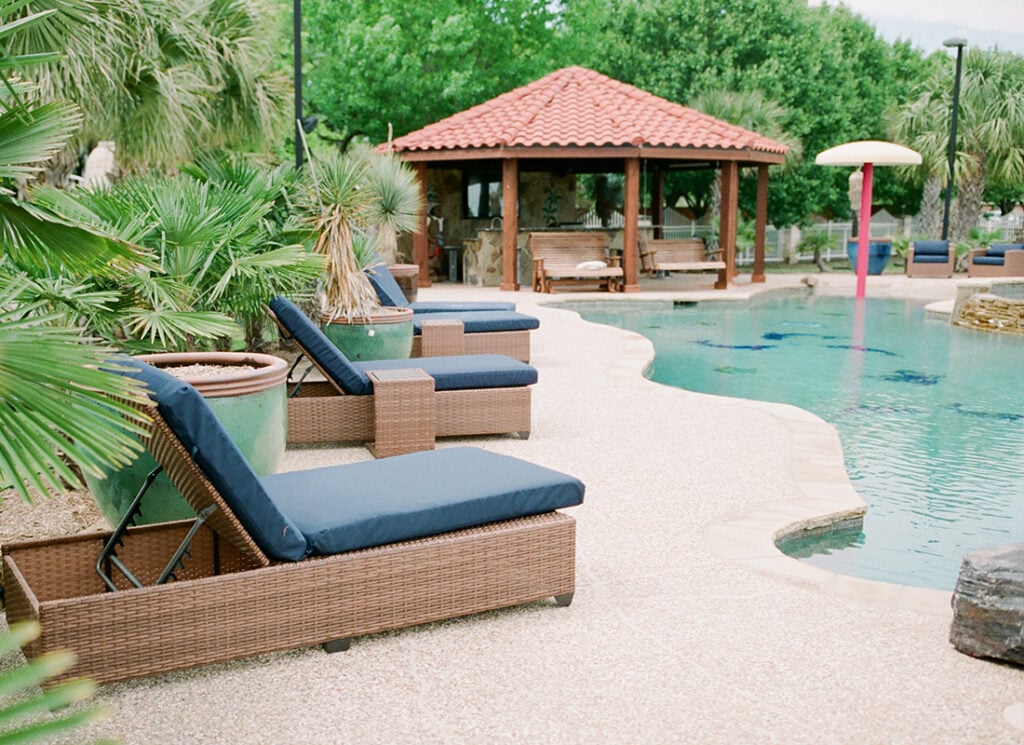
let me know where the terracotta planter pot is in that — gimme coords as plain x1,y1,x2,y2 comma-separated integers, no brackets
321,306,414,361
85,352,288,526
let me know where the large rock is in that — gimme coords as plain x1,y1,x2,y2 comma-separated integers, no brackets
950,544,1024,665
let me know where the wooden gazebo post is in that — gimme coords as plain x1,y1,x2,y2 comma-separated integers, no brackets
412,162,431,288
500,157,519,291
622,157,640,292
752,164,769,283
715,161,739,289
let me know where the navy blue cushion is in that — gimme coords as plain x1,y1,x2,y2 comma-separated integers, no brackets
116,357,310,562
412,311,539,335
973,255,1005,266
355,354,538,390
365,265,411,308
411,300,517,313
260,447,584,556
269,296,373,395
913,240,949,257
913,255,949,264
986,243,1024,258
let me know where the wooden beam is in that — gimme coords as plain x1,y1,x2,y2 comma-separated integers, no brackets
412,162,431,287
500,158,519,291
622,157,640,292
715,161,739,289
752,164,769,283
396,145,786,166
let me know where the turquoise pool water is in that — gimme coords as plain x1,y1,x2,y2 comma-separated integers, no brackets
576,295,1024,590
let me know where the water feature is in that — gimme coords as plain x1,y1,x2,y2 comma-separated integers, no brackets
574,294,1024,590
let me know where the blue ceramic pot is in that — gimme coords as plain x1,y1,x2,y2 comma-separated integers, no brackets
846,240,892,275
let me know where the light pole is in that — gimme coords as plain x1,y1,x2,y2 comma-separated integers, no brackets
941,37,967,241
293,0,303,169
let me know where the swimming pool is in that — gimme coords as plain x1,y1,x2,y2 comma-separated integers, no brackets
575,294,1024,590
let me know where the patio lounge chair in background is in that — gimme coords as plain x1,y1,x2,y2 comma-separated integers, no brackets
367,266,535,361
2,357,583,683
906,240,954,278
967,243,1024,278
268,296,534,449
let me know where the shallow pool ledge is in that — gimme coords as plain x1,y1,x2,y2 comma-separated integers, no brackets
704,397,952,617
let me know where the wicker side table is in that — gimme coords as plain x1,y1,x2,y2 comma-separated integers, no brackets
419,319,466,357
368,368,436,457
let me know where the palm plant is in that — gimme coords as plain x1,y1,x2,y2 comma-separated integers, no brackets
891,49,1024,242
0,621,104,744
7,0,289,175
0,5,150,503
33,160,323,351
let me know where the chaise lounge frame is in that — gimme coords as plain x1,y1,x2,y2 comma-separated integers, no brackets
268,311,532,447
2,398,576,684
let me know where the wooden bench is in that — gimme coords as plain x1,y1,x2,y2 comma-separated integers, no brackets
528,231,623,293
642,238,725,273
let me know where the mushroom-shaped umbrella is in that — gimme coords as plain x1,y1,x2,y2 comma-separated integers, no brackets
816,141,921,299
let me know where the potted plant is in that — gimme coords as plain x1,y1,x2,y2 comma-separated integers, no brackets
298,148,423,360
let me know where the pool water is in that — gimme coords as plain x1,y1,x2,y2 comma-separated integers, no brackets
576,294,1024,590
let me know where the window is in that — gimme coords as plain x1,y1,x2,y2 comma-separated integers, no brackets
463,171,502,218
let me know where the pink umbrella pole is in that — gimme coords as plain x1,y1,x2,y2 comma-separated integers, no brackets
855,162,874,300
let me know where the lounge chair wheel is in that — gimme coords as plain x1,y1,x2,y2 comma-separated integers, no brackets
322,638,352,653
516,431,531,440
554,592,574,607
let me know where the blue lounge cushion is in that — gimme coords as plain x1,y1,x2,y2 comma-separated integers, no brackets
913,255,950,264
260,447,585,556
912,240,950,258
973,255,1005,266
411,300,517,313
366,264,517,313
985,243,1024,258
365,264,412,308
269,296,373,395
355,354,538,390
115,357,310,562
412,311,539,335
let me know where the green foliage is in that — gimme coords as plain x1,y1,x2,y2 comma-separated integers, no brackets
0,3,151,503
302,0,562,144
0,622,106,745
34,158,324,352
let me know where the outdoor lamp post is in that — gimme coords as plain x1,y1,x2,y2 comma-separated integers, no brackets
941,37,967,241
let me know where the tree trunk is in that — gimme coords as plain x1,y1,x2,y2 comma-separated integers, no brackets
918,176,943,239
954,155,986,244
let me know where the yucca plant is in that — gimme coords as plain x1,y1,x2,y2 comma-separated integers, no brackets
0,621,107,745
354,147,422,266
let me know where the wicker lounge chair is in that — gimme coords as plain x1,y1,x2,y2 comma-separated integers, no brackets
2,358,583,683
967,243,1024,278
366,267,536,361
268,296,534,450
906,240,954,278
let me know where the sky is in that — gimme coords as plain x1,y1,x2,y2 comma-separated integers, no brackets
816,0,1024,55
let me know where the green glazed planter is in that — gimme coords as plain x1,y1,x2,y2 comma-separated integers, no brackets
322,306,414,361
85,352,288,526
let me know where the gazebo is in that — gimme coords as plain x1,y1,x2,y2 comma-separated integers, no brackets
389,66,788,291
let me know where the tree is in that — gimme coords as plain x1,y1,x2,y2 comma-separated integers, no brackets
892,48,1024,241
557,0,932,226
301,0,562,146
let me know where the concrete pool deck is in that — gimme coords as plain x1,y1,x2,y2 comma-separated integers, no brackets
9,271,1024,744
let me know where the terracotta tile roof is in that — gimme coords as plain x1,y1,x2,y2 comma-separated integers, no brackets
390,66,788,156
